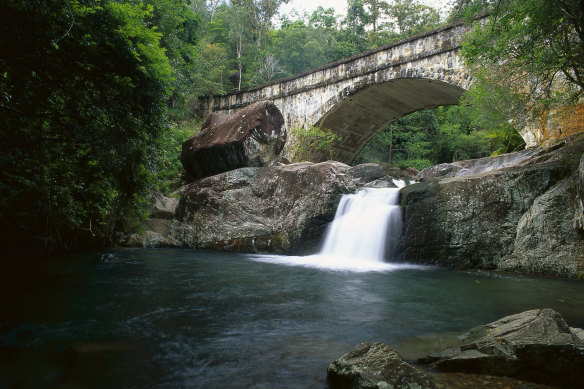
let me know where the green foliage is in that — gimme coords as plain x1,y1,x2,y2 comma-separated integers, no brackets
461,0,584,129
152,122,200,193
289,125,342,162
355,104,525,169
447,0,492,23
267,19,336,77
0,0,173,252
385,0,440,37
138,0,200,109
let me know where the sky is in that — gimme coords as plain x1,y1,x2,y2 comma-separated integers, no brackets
279,0,453,20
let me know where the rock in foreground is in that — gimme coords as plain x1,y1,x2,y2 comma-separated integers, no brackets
419,308,584,388
328,342,436,389
180,101,286,181
170,161,356,253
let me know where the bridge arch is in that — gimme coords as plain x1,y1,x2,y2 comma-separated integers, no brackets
311,77,468,163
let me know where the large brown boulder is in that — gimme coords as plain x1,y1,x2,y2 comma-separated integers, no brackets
419,309,584,388
180,101,286,181
169,161,356,254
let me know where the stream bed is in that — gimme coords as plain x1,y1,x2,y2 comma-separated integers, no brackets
1,248,584,388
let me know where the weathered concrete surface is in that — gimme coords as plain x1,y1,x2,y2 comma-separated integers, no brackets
197,22,475,164
399,139,584,278
180,101,285,181
169,161,356,254
328,342,437,389
419,309,584,388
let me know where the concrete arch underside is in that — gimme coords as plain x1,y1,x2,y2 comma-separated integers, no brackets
309,78,466,164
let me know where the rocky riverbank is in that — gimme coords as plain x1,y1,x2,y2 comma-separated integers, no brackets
399,136,584,278
121,135,584,279
327,309,584,389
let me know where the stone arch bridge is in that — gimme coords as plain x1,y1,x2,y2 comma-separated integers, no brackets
196,20,478,164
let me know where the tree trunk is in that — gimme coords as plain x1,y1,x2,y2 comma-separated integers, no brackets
388,123,394,164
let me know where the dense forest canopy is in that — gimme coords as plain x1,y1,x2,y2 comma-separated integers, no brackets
1,0,581,253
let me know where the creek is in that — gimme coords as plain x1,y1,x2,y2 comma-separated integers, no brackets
3,249,584,388
2,189,584,388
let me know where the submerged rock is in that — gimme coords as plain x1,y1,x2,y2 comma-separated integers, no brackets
400,139,584,277
180,101,286,181
170,161,356,254
328,342,436,389
419,309,584,388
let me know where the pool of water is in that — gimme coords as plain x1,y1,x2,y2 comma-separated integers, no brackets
1,248,583,388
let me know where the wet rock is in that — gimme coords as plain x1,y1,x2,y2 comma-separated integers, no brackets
327,342,437,389
385,166,403,178
403,167,419,177
418,149,545,182
170,161,356,254
575,153,584,231
150,193,179,219
498,172,584,277
347,163,385,186
418,162,463,181
419,309,584,388
124,230,168,248
399,140,584,277
180,101,286,181
364,176,397,189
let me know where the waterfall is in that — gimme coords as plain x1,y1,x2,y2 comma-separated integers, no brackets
319,187,402,262
250,182,422,272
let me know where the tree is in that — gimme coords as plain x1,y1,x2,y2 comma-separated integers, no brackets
224,4,253,90
386,0,440,37
267,19,337,76
309,6,337,29
344,0,370,50
0,0,173,252
362,0,388,32
139,0,200,110
461,0,584,129
288,125,342,162
233,0,288,49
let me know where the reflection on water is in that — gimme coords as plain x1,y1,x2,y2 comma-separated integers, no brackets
1,248,583,388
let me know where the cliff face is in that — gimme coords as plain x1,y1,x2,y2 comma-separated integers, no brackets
400,139,584,278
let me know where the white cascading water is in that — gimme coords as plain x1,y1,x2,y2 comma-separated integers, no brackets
318,187,402,262
250,180,424,272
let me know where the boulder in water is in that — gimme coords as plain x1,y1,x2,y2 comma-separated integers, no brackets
327,342,437,389
418,308,584,388
180,101,286,181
